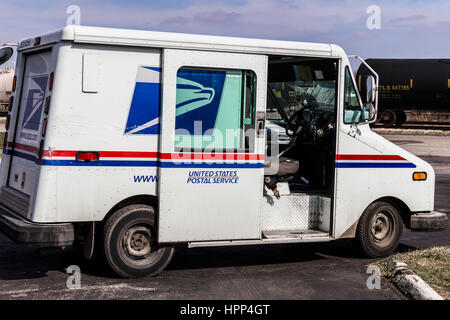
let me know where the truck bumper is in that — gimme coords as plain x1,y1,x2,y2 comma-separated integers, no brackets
410,211,448,232
0,205,74,246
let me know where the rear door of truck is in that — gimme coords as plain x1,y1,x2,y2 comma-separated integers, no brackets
6,49,52,199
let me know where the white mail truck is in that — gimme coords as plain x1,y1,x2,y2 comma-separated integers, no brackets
0,26,446,278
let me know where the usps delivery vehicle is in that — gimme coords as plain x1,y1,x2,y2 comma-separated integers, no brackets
0,26,446,278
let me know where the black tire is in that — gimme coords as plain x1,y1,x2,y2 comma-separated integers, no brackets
102,204,174,278
394,110,407,127
381,110,396,127
356,201,403,258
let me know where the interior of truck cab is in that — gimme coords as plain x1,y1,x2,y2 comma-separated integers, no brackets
261,56,339,238
265,57,338,193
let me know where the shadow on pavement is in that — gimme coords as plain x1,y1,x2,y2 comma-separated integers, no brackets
0,231,440,280
166,239,369,272
0,235,372,280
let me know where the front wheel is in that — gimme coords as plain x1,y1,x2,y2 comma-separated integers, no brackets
102,204,174,278
356,201,403,258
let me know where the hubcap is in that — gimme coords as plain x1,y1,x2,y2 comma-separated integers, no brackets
123,226,152,258
371,212,391,242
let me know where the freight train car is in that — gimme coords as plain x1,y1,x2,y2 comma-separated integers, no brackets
0,69,14,116
357,59,450,126
0,46,15,117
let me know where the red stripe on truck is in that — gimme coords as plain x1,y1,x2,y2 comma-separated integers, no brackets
7,143,264,161
43,150,263,161
336,154,406,161
7,142,39,155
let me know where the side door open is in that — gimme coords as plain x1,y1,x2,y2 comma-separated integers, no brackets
158,49,267,243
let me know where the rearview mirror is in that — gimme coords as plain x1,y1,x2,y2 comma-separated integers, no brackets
0,46,14,65
366,75,376,104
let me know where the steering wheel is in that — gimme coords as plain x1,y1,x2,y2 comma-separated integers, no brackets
285,93,318,137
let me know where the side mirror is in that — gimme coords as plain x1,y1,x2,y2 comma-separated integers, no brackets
366,75,376,104
0,46,14,65
361,103,376,122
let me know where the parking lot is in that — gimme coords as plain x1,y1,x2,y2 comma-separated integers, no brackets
0,133,448,300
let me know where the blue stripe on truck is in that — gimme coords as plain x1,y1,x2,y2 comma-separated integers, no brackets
39,159,263,168
335,162,416,168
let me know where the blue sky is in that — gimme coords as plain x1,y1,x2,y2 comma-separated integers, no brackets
0,0,449,59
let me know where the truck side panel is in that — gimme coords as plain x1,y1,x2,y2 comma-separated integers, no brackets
33,44,161,222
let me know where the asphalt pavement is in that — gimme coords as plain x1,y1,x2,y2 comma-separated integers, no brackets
0,134,448,300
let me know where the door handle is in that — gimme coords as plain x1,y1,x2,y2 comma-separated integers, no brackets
256,111,265,138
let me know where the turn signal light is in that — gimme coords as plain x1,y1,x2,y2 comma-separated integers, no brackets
41,118,47,137
49,73,54,91
76,151,99,162
413,172,427,181
44,96,50,114
12,76,16,92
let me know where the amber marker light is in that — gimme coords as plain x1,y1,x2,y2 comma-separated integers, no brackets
413,172,427,181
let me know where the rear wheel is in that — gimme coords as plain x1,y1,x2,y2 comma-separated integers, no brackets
356,201,403,258
102,204,174,278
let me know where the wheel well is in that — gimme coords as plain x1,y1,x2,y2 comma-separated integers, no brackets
80,195,158,260
372,196,412,228
102,195,158,224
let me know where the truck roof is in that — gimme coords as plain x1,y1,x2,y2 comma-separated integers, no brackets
18,25,345,58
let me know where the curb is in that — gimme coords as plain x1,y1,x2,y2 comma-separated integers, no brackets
387,259,444,300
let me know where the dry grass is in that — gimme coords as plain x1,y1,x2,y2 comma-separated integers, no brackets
375,246,450,299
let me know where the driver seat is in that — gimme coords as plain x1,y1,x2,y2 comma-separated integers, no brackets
264,157,299,176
